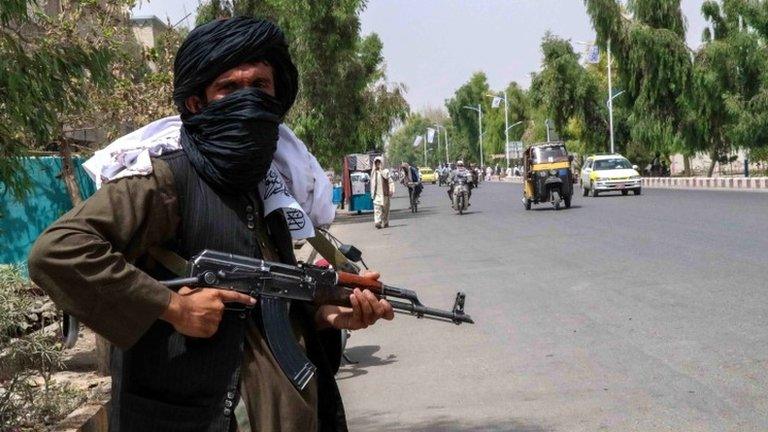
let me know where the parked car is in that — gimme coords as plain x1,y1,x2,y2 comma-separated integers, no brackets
419,167,437,184
580,154,642,197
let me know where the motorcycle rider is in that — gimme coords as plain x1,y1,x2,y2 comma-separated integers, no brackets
447,160,472,204
437,163,450,186
468,163,479,188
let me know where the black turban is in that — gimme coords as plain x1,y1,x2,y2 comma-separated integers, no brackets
172,17,299,119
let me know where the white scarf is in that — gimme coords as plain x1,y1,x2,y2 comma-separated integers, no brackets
82,116,335,239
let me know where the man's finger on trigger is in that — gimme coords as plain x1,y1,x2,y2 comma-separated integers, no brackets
218,290,257,305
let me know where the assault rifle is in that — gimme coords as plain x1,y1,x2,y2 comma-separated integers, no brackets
160,249,474,390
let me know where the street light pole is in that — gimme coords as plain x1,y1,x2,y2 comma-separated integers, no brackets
505,120,524,161
545,119,552,142
444,127,449,164
479,105,484,168
577,39,618,154
607,38,615,154
487,91,510,167
463,104,483,167
434,124,449,164
504,91,509,167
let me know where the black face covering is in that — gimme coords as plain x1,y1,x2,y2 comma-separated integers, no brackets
180,88,282,193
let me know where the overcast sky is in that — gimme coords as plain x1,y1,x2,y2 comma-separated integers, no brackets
132,0,708,111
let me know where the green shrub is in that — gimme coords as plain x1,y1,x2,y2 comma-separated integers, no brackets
0,265,86,431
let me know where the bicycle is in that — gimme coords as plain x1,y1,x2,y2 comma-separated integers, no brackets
406,182,420,213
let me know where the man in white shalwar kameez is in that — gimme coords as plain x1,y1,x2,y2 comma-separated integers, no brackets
370,156,392,229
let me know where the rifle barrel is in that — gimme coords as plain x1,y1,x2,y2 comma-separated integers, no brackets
387,299,474,324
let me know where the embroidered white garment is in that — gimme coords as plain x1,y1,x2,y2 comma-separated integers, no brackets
82,116,335,239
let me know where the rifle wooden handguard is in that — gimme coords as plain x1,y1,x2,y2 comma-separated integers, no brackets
336,272,384,292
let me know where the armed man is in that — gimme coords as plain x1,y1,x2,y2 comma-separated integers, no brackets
28,17,393,432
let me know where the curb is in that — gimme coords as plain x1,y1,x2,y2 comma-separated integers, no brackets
642,177,768,191
493,176,768,192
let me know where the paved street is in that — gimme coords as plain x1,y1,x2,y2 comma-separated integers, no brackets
332,182,768,432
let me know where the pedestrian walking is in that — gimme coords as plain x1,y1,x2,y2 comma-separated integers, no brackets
371,156,391,229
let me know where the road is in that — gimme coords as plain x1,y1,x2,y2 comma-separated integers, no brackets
331,181,768,432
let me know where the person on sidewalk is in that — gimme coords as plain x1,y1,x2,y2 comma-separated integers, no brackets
370,156,392,229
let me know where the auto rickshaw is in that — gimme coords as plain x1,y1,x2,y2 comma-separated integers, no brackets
522,142,574,210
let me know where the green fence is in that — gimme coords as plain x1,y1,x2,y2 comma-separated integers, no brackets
0,156,95,266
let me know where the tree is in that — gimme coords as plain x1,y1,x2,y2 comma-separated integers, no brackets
0,0,125,199
445,72,491,164
529,34,608,155
201,0,409,169
386,113,431,167
386,108,454,167
584,0,692,167
67,26,183,144
686,1,767,175
710,0,768,161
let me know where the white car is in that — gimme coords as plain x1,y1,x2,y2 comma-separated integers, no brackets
580,154,642,197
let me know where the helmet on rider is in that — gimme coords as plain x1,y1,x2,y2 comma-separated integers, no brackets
457,160,464,167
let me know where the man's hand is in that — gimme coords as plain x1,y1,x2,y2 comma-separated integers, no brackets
160,287,256,338
316,271,395,330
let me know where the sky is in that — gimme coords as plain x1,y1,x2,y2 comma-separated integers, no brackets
131,0,709,111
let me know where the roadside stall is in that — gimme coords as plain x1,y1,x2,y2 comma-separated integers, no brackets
342,152,380,213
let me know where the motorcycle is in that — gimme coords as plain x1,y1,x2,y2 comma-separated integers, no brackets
450,175,471,215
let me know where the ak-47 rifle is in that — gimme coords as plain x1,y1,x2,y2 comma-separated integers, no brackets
160,249,474,391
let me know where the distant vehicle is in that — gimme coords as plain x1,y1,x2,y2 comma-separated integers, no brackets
521,142,574,210
419,167,437,184
580,154,642,197
450,171,472,215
